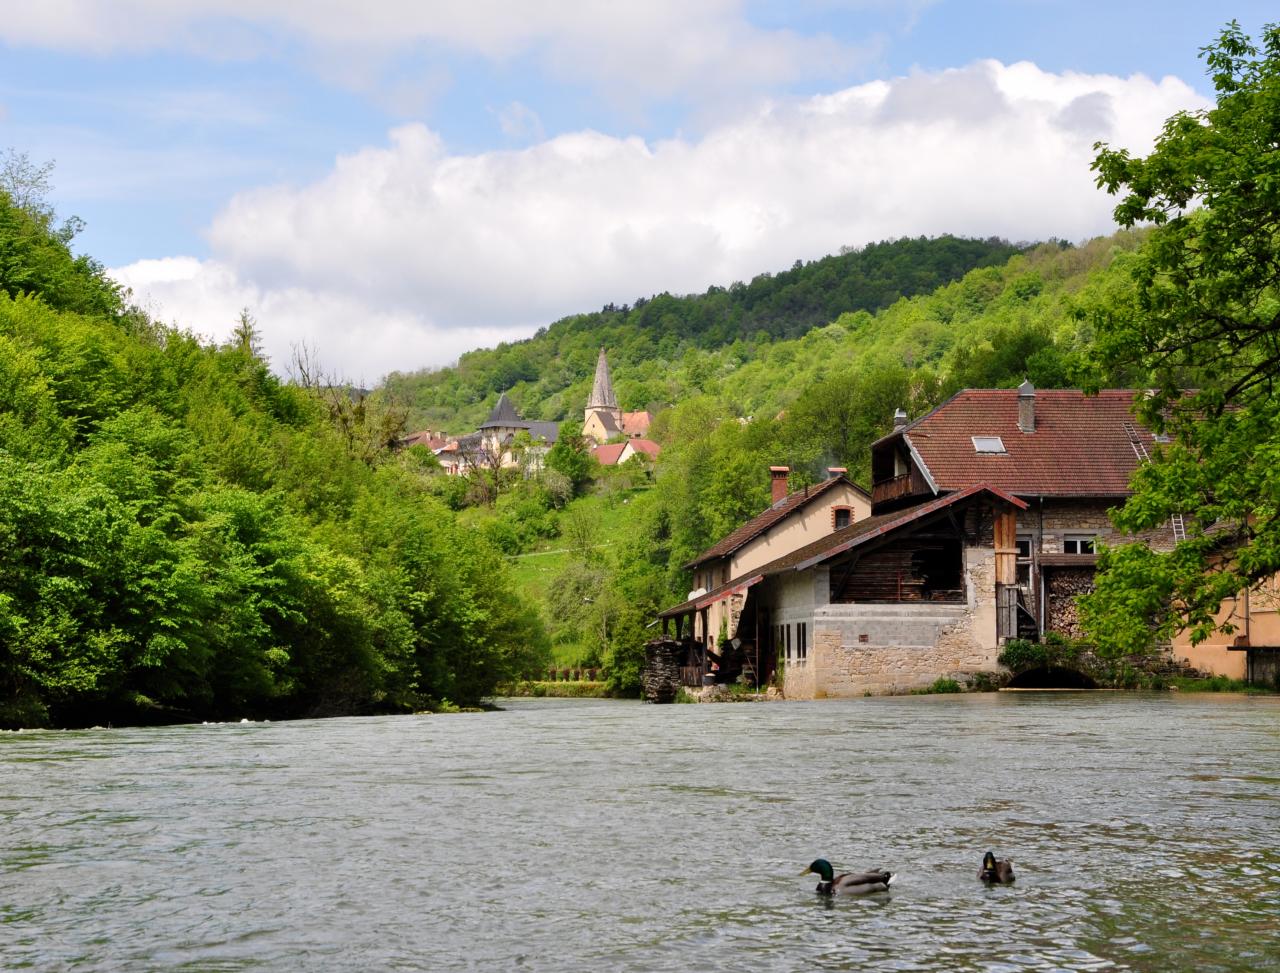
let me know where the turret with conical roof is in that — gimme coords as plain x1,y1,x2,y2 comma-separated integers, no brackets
584,348,624,443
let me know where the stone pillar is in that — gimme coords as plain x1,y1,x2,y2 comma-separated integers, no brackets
642,640,684,703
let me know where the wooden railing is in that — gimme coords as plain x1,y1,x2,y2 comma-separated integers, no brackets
872,473,917,506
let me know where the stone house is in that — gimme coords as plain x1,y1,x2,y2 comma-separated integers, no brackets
658,466,872,670
659,383,1190,697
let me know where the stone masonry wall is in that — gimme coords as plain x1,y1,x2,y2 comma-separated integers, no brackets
1016,498,1176,553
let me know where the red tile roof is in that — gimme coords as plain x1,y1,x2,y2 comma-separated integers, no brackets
684,475,865,569
592,442,628,466
624,438,661,458
659,484,1025,618
893,389,1155,497
622,411,652,437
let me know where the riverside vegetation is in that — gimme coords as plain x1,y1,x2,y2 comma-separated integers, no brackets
4,22,1278,725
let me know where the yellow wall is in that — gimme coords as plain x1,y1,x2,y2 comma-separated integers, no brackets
694,482,871,646
1171,577,1280,679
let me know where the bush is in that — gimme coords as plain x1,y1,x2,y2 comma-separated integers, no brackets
997,638,1048,672
913,677,962,694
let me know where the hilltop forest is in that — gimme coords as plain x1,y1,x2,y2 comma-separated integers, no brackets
386,235,1025,431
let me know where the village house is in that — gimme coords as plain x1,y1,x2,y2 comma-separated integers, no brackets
592,437,661,466
658,466,871,680
658,383,1197,696
1169,563,1280,683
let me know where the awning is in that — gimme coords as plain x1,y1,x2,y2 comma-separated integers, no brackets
657,574,764,619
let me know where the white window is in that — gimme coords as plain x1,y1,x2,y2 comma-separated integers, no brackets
1063,534,1096,555
797,622,808,661
972,435,1006,454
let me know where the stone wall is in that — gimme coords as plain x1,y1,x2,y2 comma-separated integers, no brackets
1016,498,1176,553
799,603,998,697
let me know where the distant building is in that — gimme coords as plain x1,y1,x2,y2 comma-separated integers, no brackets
583,348,652,444
592,437,662,466
658,383,1202,696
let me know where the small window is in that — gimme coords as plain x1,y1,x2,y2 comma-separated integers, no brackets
972,436,1006,454
1015,533,1033,586
785,624,792,662
1063,534,1096,555
798,622,808,661
833,506,853,530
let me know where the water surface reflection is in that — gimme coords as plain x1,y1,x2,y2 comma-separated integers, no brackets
2,693,1278,971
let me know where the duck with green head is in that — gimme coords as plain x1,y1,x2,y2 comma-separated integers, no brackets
978,851,1015,884
802,859,895,896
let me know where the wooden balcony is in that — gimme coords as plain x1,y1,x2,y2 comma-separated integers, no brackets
872,473,918,506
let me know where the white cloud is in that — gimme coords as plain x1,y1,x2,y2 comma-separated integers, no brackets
111,60,1209,382
1,1,878,107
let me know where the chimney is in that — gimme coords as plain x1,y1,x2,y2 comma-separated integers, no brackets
1017,378,1036,433
893,408,908,431
770,466,790,505
827,466,847,479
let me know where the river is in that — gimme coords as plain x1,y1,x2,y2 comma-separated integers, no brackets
2,693,1278,971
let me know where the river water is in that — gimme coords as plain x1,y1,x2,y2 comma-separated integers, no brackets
2,693,1278,972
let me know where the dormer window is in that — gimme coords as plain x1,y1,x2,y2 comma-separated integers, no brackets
972,436,1006,454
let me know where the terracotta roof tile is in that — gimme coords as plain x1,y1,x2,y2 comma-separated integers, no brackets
624,438,661,458
593,442,628,465
622,411,652,437
898,389,1154,497
659,484,1025,618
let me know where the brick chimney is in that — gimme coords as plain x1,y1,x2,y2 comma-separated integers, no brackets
1017,379,1036,433
893,408,908,431
770,466,790,505
827,466,847,479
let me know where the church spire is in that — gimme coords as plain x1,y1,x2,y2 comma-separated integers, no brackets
588,347,619,411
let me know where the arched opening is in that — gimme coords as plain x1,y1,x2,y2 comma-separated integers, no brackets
1006,665,1098,689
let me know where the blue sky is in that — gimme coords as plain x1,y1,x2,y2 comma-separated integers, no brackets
0,2,1272,378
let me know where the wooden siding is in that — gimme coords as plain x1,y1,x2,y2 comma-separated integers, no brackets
831,537,964,604
994,509,1018,586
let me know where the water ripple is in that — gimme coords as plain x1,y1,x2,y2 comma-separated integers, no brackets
1,694,1278,971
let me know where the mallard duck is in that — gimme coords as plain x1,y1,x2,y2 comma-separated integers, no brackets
802,858,895,895
978,851,1015,884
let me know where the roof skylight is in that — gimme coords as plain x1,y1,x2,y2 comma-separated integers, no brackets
972,435,1006,454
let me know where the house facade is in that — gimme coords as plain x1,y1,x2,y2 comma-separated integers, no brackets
660,383,1194,697
659,466,871,676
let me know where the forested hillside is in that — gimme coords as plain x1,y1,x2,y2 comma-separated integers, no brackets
387,235,1025,431
0,187,547,728
460,230,1151,688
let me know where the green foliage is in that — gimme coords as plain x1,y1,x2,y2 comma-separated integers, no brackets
545,421,595,494
997,634,1085,672
1084,21,1280,655
386,236,1024,432
912,677,963,694
1171,674,1277,694
0,190,548,726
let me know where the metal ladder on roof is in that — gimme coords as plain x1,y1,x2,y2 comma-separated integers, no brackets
1122,421,1150,461
1125,421,1187,543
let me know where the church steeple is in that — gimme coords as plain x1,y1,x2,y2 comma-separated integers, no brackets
584,348,624,444
588,347,619,411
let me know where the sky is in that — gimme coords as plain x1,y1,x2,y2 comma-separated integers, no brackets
0,2,1273,382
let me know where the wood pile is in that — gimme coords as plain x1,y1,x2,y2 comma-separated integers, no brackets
1045,568,1094,638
